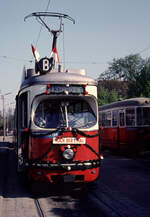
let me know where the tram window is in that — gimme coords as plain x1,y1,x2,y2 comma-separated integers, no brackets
34,101,61,128
105,111,111,126
143,108,150,125
68,100,96,128
34,99,96,129
137,107,150,126
20,92,28,128
102,113,105,126
119,112,125,126
126,108,135,126
112,110,118,126
99,113,102,126
137,107,143,125
101,111,111,127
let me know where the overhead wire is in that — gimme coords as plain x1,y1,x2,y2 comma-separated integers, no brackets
0,55,33,63
0,55,106,65
138,45,150,54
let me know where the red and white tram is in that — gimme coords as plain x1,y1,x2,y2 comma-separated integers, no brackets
16,12,102,184
99,97,150,153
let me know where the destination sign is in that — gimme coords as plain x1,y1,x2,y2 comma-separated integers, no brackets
53,137,86,144
48,85,84,94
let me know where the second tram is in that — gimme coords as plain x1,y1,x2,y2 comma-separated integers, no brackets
99,98,150,153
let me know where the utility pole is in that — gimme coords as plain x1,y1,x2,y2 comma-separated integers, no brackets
1,92,11,142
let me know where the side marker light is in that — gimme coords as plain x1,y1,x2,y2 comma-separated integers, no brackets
100,154,104,160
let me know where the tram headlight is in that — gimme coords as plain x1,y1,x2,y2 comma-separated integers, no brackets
62,148,74,160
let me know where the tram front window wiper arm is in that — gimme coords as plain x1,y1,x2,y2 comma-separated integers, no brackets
58,105,67,128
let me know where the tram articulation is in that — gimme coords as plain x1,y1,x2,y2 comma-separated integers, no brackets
16,12,102,183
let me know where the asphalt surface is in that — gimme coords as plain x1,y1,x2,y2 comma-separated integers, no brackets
0,137,150,217
99,152,150,217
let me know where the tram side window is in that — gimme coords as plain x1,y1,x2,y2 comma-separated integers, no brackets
126,108,135,126
20,92,28,128
137,107,142,125
99,113,102,126
137,107,150,125
119,111,125,126
102,111,111,127
112,110,118,126
143,108,150,125
102,113,105,126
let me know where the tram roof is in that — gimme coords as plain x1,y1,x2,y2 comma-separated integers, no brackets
20,68,97,89
99,97,150,111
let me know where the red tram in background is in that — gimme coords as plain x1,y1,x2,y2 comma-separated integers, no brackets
16,12,102,184
99,98,150,153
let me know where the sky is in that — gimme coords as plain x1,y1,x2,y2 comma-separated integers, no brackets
1,0,150,109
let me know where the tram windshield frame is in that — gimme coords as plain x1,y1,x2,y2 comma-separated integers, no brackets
32,96,97,129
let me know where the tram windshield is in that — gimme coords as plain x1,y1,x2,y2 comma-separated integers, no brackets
33,98,97,129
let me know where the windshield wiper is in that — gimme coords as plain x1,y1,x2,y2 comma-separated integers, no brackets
58,105,67,128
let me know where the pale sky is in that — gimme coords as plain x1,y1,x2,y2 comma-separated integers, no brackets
1,0,150,107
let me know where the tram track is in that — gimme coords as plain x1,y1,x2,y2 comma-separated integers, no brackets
34,199,45,217
30,183,108,217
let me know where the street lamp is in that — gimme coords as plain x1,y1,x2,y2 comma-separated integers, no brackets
1,92,11,142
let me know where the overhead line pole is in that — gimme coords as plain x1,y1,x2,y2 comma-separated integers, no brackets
1,92,11,142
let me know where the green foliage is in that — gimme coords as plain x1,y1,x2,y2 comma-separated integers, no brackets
98,54,150,101
98,80,128,99
99,54,145,81
98,86,118,106
128,60,150,98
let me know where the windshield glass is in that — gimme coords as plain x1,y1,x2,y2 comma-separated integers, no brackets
33,98,97,129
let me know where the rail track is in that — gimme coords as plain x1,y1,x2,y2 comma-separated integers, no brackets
34,199,45,217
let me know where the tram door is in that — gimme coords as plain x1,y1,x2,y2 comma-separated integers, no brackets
118,110,127,150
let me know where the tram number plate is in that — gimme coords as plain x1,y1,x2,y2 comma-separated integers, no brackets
53,137,86,144
64,175,75,183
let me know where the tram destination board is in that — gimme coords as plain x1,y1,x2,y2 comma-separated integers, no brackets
47,85,85,94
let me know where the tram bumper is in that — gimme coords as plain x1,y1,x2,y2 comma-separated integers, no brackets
25,159,101,170
25,160,101,183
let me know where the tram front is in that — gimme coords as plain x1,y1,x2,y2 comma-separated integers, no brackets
17,67,102,184
17,12,102,184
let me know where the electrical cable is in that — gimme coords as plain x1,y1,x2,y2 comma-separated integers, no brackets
138,45,150,54
0,55,33,63
0,55,105,65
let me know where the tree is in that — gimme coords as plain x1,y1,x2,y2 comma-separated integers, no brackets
98,86,118,106
99,54,145,81
129,60,150,98
98,79,128,99
98,54,150,99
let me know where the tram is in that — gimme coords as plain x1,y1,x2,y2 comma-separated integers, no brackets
99,97,150,153
16,12,102,184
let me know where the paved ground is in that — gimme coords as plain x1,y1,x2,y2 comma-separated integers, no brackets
99,152,150,217
0,138,150,217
